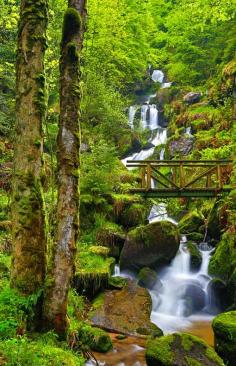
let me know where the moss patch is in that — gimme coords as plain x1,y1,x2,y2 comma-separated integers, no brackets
146,333,224,366
77,323,112,353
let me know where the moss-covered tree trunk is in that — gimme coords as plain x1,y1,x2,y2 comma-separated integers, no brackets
43,0,87,334
11,0,48,295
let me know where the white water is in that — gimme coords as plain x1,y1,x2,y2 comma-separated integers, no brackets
150,238,215,333
140,105,149,129
120,69,218,337
121,128,167,167
129,106,137,128
152,69,164,83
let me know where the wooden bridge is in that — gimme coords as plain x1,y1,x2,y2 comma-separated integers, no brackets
126,160,234,198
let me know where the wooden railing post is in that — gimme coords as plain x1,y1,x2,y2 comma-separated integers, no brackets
179,163,185,188
146,163,151,191
141,167,146,189
206,174,211,188
217,164,222,189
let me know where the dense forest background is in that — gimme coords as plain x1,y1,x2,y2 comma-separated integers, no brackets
0,0,235,365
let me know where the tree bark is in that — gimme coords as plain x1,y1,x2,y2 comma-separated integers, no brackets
43,0,87,335
11,0,48,295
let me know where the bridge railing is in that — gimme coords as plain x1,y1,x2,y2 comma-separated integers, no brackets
126,160,233,197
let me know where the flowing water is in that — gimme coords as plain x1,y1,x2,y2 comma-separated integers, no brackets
150,237,215,334
86,71,217,365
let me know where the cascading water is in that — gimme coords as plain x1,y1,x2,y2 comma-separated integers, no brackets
120,70,218,340
129,105,137,128
140,105,149,129
149,105,159,130
150,238,216,333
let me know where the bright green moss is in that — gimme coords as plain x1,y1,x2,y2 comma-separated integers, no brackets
0,335,84,365
212,311,236,341
62,8,81,45
78,323,112,353
146,335,174,366
185,357,201,366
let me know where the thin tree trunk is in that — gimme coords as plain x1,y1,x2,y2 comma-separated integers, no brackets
43,0,87,335
11,0,48,295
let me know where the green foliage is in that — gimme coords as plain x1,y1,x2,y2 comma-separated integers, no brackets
0,335,84,365
0,282,42,339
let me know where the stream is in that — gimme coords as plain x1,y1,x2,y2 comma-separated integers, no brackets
86,70,218,366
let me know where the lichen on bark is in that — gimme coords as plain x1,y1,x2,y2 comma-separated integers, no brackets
11,0,48,295
43,0,87,335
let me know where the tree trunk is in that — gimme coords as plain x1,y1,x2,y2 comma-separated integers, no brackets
43,0,87,335
11,0,48,295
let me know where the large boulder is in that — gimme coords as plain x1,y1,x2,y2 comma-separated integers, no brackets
212,311,236,366
183,92,202,104
120,221,180,271
146,333,225,366
89,279,163,337
184,283,206,312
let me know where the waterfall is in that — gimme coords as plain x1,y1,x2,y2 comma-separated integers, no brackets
149,105,159,130
160,147,165,161
129,106,137,128
150,239,215,333
141,105,149,129
152,70,164,83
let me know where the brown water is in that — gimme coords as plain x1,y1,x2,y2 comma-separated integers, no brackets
88,334,147,366
184,320,214,346
87,321,215,366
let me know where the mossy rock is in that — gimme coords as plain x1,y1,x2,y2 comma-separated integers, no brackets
186,232,205,242
108,276,128,289
78,324,112,353
89,279,163,337
187,243,202,272
179,211,205,237
137,267,160,290
120,221,180,271
209,234,236,280
227,268,236,307
74,247,115,298
120,203,148,229
212,311,236,365
96,227,126,259
146,333,225,366
89,246,110,257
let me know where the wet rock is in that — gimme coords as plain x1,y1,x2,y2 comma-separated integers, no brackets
169,136,194,157
146,332,225,366
184,283,206,312
212,311,236,366
207,278,228,311
183,92,202,104
89,279,163,337
187,242,202,272
138,267,161,290
120,221,180,271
